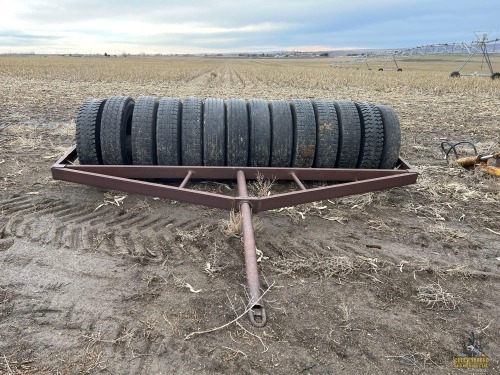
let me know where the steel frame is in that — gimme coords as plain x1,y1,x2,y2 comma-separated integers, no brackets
52,146,418,326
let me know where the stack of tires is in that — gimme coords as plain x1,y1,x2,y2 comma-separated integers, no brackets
76,96,401,169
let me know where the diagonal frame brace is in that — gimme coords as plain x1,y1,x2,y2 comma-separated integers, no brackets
52,146,418,214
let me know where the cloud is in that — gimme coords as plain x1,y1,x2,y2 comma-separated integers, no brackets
0,31,63,48
0,0,498,53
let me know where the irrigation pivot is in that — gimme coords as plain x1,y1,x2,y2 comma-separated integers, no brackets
450,33,500,79
331,32,500,78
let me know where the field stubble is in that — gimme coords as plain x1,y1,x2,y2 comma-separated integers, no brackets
0,56,499,374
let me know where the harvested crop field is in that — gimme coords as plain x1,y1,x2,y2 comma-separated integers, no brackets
1,56,499,374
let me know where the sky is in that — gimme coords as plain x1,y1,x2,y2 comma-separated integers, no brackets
0,0,498,54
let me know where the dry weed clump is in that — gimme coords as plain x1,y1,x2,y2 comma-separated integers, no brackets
367,219,394,232
248,172,275,197
219,210,242,238
415,282,459,310
438,265,474,278
399,261,498,280
218,210,262,238
273,255,385,280
429,223,468,242
335,192,378,209
204,241,225,277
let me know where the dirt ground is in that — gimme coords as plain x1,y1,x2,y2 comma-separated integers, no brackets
0,56,499,374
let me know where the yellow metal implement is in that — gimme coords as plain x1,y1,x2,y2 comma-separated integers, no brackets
456,152,500,177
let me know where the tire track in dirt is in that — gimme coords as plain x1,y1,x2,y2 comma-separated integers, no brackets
231,64,251,88
229,64,248,90
0,195,205,261
183,65,234,98
182,68,214,85
228,61,282,98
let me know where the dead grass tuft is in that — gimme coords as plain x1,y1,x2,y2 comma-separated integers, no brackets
204,241,227,277
336,192,377,209
367,219,394,232
415,282,459,310
429,223,468,242
438,265,474,278
219,210,242,238
273,255,385,281
249,172,275,197
218,210,262,238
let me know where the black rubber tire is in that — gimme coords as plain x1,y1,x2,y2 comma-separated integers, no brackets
378,68,384,71
333,100,361,168
450,71,460,78
290,99,316,168
75,99,106,165
156,98,182,165
312,100,339,168
203,98,226,166
269,100,293,167
100,96,134,165
131,96,158,165
181,97,203,166
355,102,384,169
491,72,500,80
226,99,249,166
248,99,271,167
377,105,401,169
397,68,403,72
